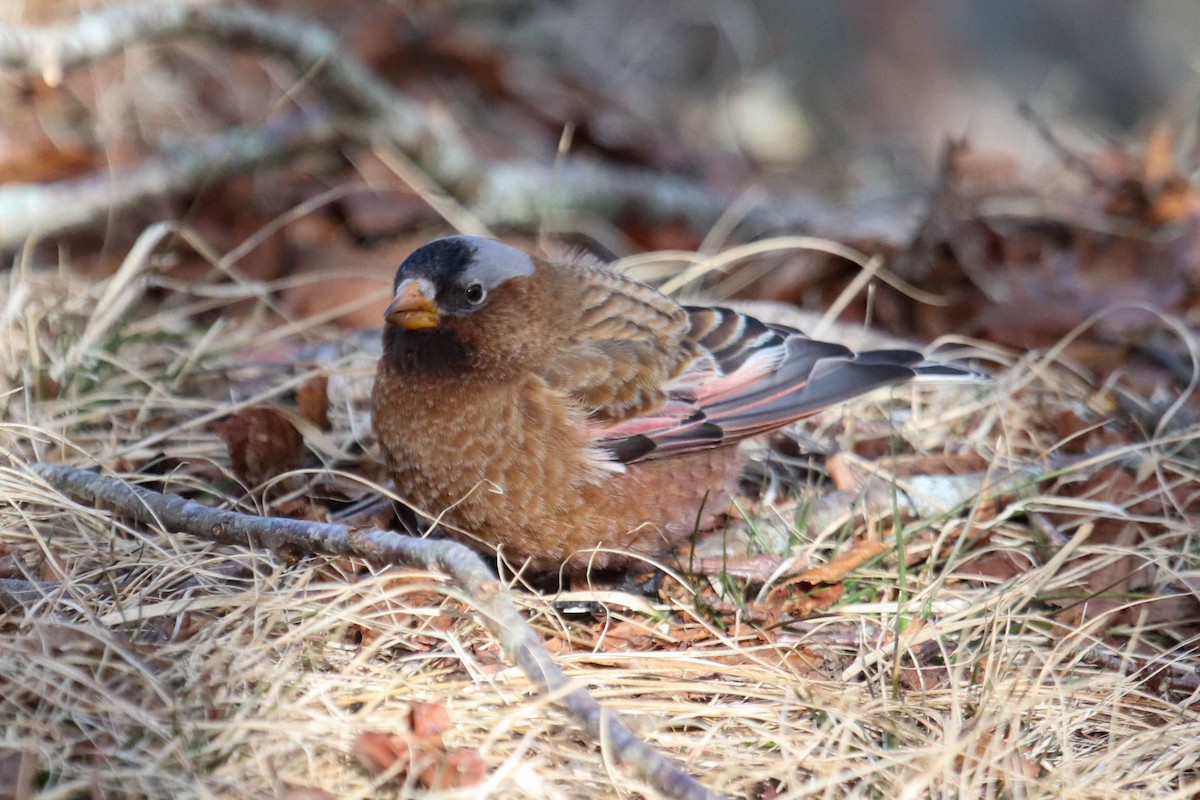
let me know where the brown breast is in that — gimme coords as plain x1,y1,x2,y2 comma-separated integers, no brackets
371,362,740,572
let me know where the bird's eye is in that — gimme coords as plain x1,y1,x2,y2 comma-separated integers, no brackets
464,283,486,304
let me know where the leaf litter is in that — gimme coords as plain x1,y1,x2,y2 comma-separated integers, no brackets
4,213,1199,797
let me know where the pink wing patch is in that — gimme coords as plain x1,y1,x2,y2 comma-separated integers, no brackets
591,307,936,464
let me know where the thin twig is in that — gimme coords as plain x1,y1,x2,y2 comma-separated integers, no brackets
27,463,723,800
1075,636,1200,695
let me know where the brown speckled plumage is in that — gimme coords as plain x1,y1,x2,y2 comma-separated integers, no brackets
372,236,967,572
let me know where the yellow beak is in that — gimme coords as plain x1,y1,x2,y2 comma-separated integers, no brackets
384,279,440,330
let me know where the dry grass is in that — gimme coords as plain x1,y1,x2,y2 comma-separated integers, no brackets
2,233,1199,799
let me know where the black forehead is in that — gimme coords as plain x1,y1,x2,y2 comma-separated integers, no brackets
395,237,476,288
394,235,536,291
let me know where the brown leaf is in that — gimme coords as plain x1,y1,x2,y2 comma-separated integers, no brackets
954,549,1036,582
296,375,331,430
1142,125,1176,186
1053,407,1118,455
776,583,845,619
270,498,328,522
0,544,22,580
686,554,785,582
898,639,953,692
211,406,305,487
353,732,413,777
540,634,573,656
0,135,96,183
758,540,887,620
354,712,483,791
621,219,702,253
947,142,1023,194
781,540,889,587
409,702,451,741
885,452,991,478
593,619,665,652
422,749,486,790
1099,124,1195,225
825,452,860,491
827,452,992,489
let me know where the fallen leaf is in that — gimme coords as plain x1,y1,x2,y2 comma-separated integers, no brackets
353,732,417,778
409,702,451,741
354,707,485,790
1142,125,1175,186
422,748,486,790
954,549,1037,583
211,406,305,487
825,452,860,491
776,583,845,619
898,639,953,692
0,135,96,183
777,540,888,588
593,619,664,653
296,375,331,430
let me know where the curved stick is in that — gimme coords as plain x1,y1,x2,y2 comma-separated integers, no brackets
28,463,724,800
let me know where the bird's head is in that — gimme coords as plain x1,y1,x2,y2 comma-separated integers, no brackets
382,235,556,373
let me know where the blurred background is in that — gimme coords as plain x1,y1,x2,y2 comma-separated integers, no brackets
9,1,1200,201
414,0,1200,181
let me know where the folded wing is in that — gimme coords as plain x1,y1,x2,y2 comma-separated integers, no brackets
592,306,966,464
540,261,695,423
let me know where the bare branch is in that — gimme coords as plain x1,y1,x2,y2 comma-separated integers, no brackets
0,113,341,249
27,463,724,800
